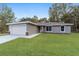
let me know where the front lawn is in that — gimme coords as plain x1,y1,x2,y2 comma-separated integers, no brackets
0,33,79,56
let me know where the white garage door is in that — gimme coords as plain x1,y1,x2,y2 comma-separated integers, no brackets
9,24,27,36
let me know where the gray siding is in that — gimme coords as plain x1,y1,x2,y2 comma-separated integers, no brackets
27,24,38,35
64,26,71,33
44,26,71,33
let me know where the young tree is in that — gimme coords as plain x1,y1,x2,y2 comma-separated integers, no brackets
0,5,15,23
0,4,15,33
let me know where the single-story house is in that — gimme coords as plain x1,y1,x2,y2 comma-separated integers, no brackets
6,21,73,36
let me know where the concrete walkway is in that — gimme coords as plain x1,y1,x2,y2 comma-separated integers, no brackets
19,33,40,38
0,33,40,44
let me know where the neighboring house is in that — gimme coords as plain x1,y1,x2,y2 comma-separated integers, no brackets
7,21,73,36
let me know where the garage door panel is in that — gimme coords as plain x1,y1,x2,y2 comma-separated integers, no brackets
9,24,26,35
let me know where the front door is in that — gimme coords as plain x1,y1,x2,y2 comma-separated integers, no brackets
37,26,41,32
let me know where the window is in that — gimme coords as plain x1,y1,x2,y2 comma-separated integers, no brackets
46,26,52,31
61,26,64,31
46,27,49,31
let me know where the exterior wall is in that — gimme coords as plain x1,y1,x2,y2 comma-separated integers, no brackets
43,26,71,33
9,23,71,36
27,24,38,35
64,26,71,33
9,24,27,36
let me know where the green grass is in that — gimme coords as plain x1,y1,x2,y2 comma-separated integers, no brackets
0,33,79,56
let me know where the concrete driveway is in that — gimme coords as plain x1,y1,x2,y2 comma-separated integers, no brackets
0,33,40,44
0,35,18,44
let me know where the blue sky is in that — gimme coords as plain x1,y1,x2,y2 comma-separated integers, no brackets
5,3,52,19
0,3,78,20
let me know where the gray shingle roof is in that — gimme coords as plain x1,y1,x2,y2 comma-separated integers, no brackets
6,21,73,26
36,22,73,26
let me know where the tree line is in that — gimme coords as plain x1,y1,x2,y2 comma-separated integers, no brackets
0,3,79,33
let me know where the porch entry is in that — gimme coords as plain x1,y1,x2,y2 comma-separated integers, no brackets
39,26,52,32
